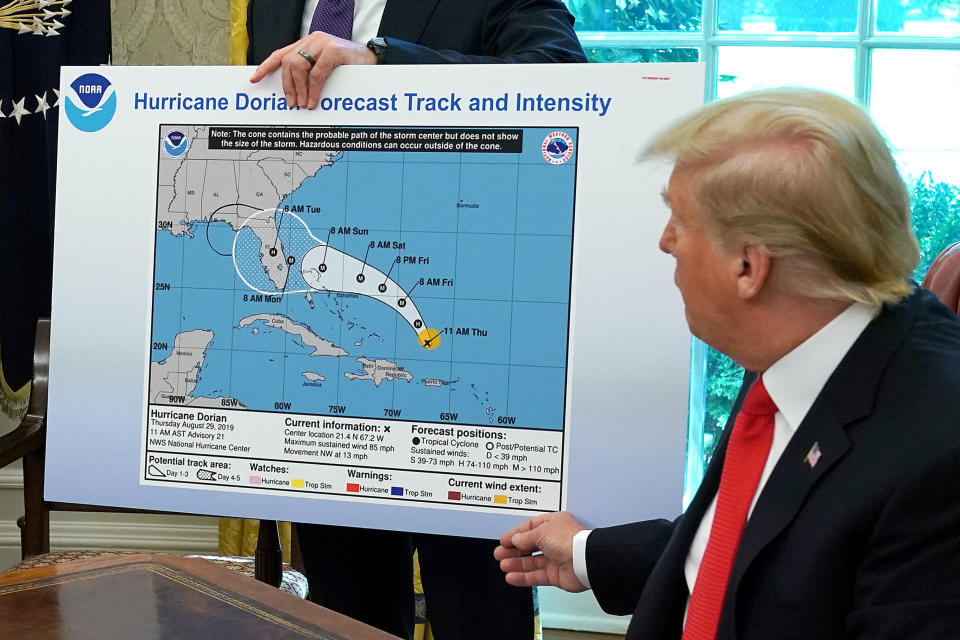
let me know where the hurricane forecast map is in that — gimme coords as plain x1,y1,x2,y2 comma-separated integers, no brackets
145,124,578,513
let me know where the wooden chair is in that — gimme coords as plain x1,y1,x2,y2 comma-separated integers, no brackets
0,319,299,594
922,241,960,314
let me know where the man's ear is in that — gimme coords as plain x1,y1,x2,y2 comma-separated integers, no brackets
735,243,770,299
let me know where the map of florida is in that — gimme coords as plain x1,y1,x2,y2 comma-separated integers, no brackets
234,209,441,350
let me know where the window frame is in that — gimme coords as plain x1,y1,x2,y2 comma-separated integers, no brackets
576,2,960,106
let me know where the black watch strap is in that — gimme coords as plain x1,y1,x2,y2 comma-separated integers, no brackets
366,37,388,64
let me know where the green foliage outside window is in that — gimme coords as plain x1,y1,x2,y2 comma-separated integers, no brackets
565,0,702,61
911,172,960,280
703,345,744,464
565,0,702,31
913,0,960,17
583,46,700,62
721,0,959,31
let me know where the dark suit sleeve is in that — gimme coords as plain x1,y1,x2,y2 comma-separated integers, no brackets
246,0,305,65
846,441,960,638
381,0,586,65
584,518,678,615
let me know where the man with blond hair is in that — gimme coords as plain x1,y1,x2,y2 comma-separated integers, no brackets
496,88,960,639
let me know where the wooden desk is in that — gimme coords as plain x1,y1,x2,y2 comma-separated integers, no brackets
0,553,400,639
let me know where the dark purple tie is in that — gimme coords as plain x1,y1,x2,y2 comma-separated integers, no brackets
309,0,354,40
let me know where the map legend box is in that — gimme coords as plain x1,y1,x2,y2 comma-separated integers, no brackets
391,487,404,496
346,483,360,493
494,495,508,504
292,479,305,488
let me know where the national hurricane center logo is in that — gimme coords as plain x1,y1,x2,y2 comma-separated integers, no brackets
541,131,574,165
162,130,189,158
64,73,117,132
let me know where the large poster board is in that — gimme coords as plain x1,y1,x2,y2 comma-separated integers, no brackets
48,63,702,538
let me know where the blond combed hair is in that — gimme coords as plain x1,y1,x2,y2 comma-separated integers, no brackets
646,88,919,306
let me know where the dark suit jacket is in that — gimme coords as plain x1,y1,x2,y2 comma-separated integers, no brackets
246,0,587,66
587,288,960,639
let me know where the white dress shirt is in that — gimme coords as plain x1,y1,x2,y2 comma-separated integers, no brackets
301,0,387,44
573,302,879,598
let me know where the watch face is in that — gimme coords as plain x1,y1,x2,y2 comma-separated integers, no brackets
368,38,387,61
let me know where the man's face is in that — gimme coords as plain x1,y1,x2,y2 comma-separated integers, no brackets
658,167,741,347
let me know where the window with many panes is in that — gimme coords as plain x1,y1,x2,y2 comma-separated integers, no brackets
564,0,960,503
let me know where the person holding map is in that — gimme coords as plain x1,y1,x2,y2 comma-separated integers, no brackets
495,88,960,639
247,0,587,111
246,1,585,639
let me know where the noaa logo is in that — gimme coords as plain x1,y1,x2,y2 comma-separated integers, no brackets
63,73,117,132
163,130,189,158
541,131,574,165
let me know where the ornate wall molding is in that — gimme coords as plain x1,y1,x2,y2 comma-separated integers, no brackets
111,0,230,65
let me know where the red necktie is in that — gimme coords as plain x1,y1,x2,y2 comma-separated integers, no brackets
683,377,777,640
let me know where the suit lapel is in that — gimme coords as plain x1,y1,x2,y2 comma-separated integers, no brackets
726,293,918,605
728,405,851,590
379,0,442,42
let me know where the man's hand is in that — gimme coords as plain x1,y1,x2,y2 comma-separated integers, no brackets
249,31,377,110
494,511,588,592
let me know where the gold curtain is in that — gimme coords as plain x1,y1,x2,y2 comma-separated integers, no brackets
218,518,293,563
229,0,249,65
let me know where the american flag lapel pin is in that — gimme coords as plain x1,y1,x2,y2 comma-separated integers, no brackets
804,442,822,468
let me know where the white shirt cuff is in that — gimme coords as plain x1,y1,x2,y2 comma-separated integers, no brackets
572,529,592,589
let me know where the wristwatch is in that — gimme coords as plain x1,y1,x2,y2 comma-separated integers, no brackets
366,37,388,64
